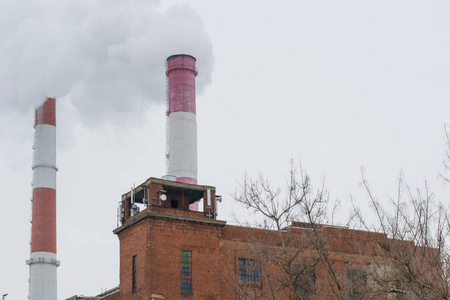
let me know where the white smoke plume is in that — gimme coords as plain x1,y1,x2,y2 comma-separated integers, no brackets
0,0,214,123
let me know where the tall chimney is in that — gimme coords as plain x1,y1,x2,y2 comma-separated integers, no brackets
27,97,59,300
165,54,199,209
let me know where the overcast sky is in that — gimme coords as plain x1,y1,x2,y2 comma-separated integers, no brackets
1,0,450,298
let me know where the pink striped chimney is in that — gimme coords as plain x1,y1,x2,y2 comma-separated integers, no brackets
165,54,199,209
27,97,59,300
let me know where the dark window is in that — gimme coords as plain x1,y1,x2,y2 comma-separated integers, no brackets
347,269,367,300
171,200,178,208
132,255,137,293
181,251,192,294
298,267,315,299
238,259,261,284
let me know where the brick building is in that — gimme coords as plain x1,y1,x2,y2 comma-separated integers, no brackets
64,176,441,300
108,176,431,300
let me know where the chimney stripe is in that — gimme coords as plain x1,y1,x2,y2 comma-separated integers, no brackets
32,125,56,168
29,252,58,300
35,98,56,126
32,166,56,189
31,188,57,253
167,111,197,180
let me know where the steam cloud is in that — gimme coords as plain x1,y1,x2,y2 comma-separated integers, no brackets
0,0,214,123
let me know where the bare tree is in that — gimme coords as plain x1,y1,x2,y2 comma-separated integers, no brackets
228,163,373,300
356,171,450,299
440,124,450,184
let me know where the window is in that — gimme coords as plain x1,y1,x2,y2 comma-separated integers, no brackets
132,255,137,293
171,199,178,208
238,259,261,284
298,268,315,299
292,263,315,299
181,251,192,294
347,269,367,300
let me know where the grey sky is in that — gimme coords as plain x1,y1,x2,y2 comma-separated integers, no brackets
1,0,450,298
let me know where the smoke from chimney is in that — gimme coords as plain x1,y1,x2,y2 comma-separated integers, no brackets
0,1,214,126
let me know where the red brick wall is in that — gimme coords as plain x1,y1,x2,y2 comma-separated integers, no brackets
118,218,151,299
147,219,222,299
117,211,419,299
118,216,224,299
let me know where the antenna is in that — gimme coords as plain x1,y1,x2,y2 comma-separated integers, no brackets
130,184,140,217
215,196,222,217
142,186,147,205
207,189,211,207
158,190,167,206
131,184,135,204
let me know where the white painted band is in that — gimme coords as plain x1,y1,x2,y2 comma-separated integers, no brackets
33,166,56,189
167,111,197,180
33,125,56,169
30,251,57,260
28,252,58,300
28,251,59,265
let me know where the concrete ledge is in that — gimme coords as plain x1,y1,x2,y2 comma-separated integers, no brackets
113,211,226,235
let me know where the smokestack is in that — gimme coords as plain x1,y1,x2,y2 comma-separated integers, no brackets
165,54,199,209
27,97,59,300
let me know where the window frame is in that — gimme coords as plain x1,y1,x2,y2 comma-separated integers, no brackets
346,269,367,300
132,255,137,293
294,264,315,299
238,258,262,286
181,250,192,295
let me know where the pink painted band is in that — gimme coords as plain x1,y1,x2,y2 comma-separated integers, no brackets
166,55,197,115
35,98,56,127
176,177,197,185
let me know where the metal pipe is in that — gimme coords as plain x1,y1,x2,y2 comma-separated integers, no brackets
207,189,211,207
